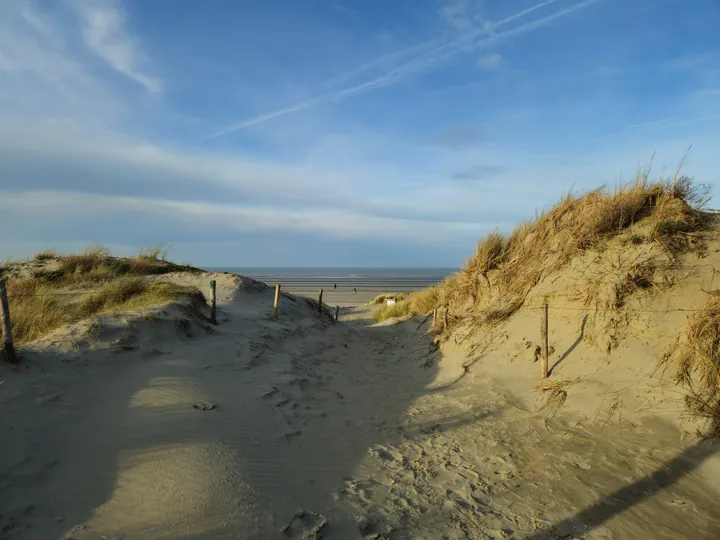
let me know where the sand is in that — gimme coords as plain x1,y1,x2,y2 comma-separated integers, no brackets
1,271,719,539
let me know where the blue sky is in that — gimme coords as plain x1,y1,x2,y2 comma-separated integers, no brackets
1,0,718,267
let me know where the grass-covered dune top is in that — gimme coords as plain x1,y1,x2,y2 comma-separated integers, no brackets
375,175,716,324
0,246,205,344
4,246,202,286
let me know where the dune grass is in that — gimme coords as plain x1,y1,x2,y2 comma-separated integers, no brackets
375,175,714,324
33,249,57,261
660,295,720,436
374,287,439,322
7,276,204,344
3,246,204,344
536,378,581,411
33,245,198,286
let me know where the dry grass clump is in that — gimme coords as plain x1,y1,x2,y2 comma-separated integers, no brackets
6,280,69,343
79,277,149,314
660,295,720,436
451,232,506,305
647,186,712,252
80,278,200,315
584,254,662,311
536,378,580,415
376,174,714,327
34,249,57,261
138,245,171,261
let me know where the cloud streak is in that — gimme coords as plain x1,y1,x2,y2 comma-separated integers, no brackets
0,189,490,245
74,0,161,93
0,119,532,226
209,0,602,138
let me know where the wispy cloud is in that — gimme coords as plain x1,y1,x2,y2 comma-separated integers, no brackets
73,0,161,93
0,188,492,246
477,52,505,70
0,119,529,226
0,0,118,117
209,0,604,138
596,113,720,140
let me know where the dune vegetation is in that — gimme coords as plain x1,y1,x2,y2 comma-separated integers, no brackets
375,174,715,327
370,292,409,305
1,246,204,344
661,295,720,436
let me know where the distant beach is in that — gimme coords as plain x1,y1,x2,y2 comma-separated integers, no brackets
208,267,456,307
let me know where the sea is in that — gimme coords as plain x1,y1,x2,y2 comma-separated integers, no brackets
207,267,457,305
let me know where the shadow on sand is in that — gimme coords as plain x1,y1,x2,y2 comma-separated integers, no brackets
524,439,719,540
548,314,588,377
0,294,444,540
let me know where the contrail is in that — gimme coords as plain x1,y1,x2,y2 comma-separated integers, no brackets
207,0,604,139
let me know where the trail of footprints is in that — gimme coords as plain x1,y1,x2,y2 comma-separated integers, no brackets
256,328,403,439
255,325,536,537
334,434,532,539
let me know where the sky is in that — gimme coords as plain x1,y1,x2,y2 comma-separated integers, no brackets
1,0,719,267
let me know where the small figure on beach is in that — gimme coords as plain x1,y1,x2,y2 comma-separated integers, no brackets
334,283,337,289
353,288,357,293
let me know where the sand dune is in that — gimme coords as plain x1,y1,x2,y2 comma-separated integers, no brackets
1,261,719,539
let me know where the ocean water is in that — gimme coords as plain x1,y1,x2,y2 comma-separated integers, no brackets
206,267,458,307
210,267,454,279
207,267,456,291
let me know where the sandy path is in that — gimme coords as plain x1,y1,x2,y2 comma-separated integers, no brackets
1,274,719,539
0,277,440,539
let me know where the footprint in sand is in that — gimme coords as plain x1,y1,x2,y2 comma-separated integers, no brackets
357,515,395,537
283,430,302,442
282,510,326,538
192,402,217,411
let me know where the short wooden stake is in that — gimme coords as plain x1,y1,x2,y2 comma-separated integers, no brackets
318,289,324,314
272,284,281,320
335,305,340,321
209,280,217,324
443,305,449,330
541,302,549,379
433,308,438,326
0,279,16,364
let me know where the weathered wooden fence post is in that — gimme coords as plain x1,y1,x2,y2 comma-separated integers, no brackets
541,302,549,379
272,284,281,320
318,289,324,314
209,280,217,324
335,305,340,321
0,279,16,364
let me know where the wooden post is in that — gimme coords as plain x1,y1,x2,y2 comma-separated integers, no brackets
443,304,449,330
209,280,217,324
272,284,281,320
541,302,549,379
0,279,16,364
335,305,340,321
318,289,324,314
433,308,438,326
